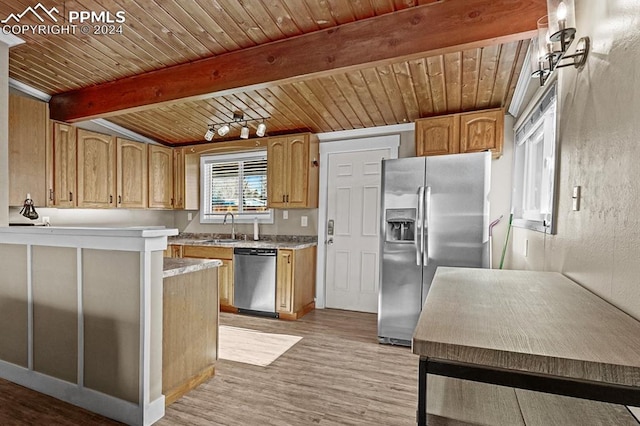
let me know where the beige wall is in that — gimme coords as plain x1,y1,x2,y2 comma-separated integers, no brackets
0,42,8,227
489,116,515,269
509,0,640,320
176,208,318,236
8,206,175,228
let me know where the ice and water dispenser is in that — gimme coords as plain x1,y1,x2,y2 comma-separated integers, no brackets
385,208,416,243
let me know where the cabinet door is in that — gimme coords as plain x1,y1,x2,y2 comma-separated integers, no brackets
148,144,174,209
459,109,504,156
267,137,288,208
218,259,234,308
8,94,48,206
415,115,459,156
276,250,293,313
116,138,147,209
286,136,310,208
51,122,77,207
173,148,185,210
77,129,115,208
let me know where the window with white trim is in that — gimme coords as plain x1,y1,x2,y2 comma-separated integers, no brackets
512,82,558,233
200,151,273,223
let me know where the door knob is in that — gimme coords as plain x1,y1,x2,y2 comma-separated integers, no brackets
327,237,334,245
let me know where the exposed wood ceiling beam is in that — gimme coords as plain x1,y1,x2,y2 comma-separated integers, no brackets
50,0,546,122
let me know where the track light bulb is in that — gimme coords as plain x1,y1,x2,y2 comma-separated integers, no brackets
218,124,230,136
240,125,250,139
204,126,215,141
256,122,267,137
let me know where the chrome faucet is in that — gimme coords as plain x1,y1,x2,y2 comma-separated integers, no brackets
223,212,236,240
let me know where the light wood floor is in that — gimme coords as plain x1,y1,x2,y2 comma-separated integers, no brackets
0,309,419,425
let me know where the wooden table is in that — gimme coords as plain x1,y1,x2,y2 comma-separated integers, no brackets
412,267,640,425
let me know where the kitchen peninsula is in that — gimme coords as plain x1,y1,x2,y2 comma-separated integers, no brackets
0,226,179,426
162,257,221,405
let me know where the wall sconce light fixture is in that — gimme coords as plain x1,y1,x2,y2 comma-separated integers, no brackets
531,0,590,86
204,111,269,141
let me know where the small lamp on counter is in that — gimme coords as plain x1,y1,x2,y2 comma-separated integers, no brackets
20,193,39,220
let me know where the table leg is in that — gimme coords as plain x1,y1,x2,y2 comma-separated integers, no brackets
417,356,427,426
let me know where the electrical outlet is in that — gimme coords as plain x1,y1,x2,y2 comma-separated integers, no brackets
283,210,288,220
524,239,529,257
301,216,308,227
187,212,193,221
42,216,50,225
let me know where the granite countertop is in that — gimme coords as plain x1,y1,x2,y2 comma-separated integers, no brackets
169,234,317,250
163,257,222,278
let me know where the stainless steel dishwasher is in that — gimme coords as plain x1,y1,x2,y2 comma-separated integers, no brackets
233,247,278,317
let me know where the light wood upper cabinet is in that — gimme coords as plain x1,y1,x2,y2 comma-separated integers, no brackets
116,138,148,209
50,122,77,207
148,144,174,209
76,129,116,208
459,109,504,155
8,94,49,206
415,115,459,157
415,108,504,158
173,148,185,210
267,134,319,209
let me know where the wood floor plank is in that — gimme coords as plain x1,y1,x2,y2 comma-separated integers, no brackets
0,309,418,425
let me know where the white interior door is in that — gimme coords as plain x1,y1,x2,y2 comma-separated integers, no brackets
325,148,389,312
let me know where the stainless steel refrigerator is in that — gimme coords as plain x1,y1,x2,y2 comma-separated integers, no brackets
378,151,490,346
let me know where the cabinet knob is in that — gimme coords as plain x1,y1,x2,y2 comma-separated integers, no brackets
69,192,73,202
109,195,113,204
118,195,122,204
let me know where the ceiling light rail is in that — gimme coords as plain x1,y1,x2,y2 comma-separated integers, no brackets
531,0,590,86
204,111,269,141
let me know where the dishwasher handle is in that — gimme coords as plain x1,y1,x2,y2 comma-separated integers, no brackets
234,247,277,256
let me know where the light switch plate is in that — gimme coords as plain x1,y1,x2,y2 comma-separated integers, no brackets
572,186,581,211
283,210,288,220
187,212,193,221
301,216,308,227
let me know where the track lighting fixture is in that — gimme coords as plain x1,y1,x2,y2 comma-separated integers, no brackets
256,121,267,137
240,123,250,139
204,125,215,141
204,111,269,141
217,123,230,136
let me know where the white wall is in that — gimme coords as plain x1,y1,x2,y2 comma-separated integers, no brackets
0,42,8,227
509,0,640,320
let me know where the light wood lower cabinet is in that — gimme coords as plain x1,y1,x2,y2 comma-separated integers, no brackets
276,246,316,320
180,244,316,319
181,245,234,312
163,266,218,406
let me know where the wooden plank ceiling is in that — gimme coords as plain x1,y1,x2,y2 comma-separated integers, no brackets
3,0,540,146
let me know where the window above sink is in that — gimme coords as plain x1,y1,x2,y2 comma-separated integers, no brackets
200,151,274,224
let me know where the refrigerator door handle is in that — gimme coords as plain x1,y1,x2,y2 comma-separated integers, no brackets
424,186,431,266
417,186,425,266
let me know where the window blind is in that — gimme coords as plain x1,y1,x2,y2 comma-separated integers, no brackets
201,151,270,220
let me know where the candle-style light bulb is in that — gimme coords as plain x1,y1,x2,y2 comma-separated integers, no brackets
556,1,567,31
557,1,567,20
